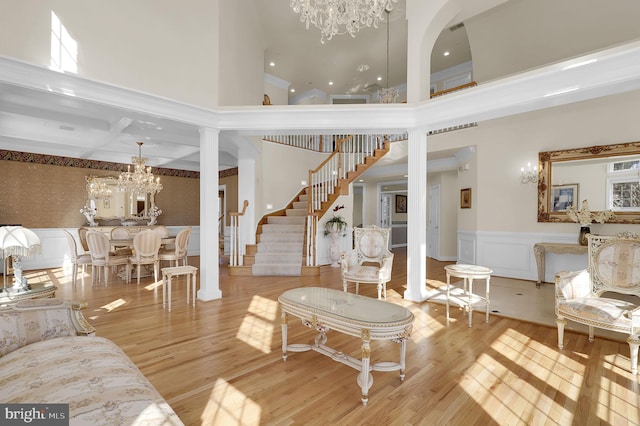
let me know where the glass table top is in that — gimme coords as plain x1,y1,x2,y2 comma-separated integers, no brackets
279,287,413,324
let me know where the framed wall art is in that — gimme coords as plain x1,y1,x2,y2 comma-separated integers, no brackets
551,183,578,212
395,194,407,213
460,188,472,209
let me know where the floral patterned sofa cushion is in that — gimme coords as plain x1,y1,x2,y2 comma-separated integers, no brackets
0,336,183,425
0,299,78,357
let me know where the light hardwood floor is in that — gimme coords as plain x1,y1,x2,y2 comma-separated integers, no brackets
19,250,640,425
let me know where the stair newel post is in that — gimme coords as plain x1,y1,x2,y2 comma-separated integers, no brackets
305,213,317,267
229,200,249,267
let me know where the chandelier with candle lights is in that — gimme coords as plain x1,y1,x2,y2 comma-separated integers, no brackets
117,142,163,195
290,0,398,44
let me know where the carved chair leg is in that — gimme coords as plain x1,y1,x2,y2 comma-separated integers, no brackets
588,326,594,343
556,316,566,350
627,335,640,375
343,279,348,293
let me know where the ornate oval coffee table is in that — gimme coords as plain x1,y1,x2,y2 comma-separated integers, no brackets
278,287,414,406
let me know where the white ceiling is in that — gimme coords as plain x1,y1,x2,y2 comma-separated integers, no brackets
258,0,471,101
0,1,471,175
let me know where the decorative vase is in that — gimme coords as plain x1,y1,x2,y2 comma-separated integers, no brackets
578,226,591,246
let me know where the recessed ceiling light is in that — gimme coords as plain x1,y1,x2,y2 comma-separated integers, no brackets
377,76,382,81
290,88,295,93
269,61,275,67
443,51,450,56
328,81,333,85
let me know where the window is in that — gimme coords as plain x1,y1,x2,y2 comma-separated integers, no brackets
50,11,77,73
607,159,640,211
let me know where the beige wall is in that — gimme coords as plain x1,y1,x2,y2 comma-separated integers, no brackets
0,0,221,109
428,89,640,235
259,142,328,215
0,160,200,228
466,0,640,83
218,0,265,106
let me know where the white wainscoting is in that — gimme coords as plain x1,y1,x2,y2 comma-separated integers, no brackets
11,226,200,272
457,230,588,282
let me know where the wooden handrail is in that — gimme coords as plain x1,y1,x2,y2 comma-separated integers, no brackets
431,81,478,98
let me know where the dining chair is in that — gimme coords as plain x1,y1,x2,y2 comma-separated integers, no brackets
77,227,90,253
130,230,162,285
159,226,192,267
86,230,130,285
110,226,134,255
63,229,92,287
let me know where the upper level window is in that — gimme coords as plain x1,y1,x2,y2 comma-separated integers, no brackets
50,11,77,73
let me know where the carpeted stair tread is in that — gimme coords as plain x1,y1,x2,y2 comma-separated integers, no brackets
252,264,302,276
267,216,305,225
255,253,303,263
256,242,303,253
262,224,305,233
259,233,304,243
292,201,307,209
286,209,307,216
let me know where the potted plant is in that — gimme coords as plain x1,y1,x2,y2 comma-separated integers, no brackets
324,205,348,267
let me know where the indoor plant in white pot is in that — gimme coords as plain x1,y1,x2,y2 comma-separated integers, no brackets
324,204,348,267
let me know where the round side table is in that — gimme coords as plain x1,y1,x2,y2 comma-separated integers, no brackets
444,264,493,327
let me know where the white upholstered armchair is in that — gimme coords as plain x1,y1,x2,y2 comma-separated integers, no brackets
341,225,393,300
555,232,640,374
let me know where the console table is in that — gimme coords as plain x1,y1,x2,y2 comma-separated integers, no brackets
278,287,414,406
533,242,588,286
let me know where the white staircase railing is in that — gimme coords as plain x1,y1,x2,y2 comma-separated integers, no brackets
308,134,394,216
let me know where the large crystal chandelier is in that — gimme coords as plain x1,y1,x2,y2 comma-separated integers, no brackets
290,0,398,44
117,142,163,195
377,8,398,103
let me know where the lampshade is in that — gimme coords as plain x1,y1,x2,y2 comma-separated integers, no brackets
0,226,41,257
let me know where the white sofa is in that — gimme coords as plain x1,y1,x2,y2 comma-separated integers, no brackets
0,298,183,425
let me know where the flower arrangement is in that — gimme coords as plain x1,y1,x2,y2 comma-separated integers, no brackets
566,200,614,226
323,204,348,237
79,203,98,226
147,205,163,225
79,204,96,216
148,206,163,217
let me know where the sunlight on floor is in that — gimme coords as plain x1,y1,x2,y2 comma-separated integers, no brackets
101,298,127,312
461,328,587,424
144,281,162,291
236,295,278,354
201,378,261,426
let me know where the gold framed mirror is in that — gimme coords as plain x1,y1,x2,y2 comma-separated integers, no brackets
86,175,153,219
538,141,640,224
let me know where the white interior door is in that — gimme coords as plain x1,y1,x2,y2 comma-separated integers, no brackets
428,185,440,259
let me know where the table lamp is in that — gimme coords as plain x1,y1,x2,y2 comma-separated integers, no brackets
0,226,41,290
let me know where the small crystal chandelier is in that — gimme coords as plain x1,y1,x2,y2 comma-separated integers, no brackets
290,0,398,44
117,142,163,195
86,176,113,199
378,8,398,103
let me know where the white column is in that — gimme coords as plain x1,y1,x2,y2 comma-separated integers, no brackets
404,129,430,302
198,127,222,301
